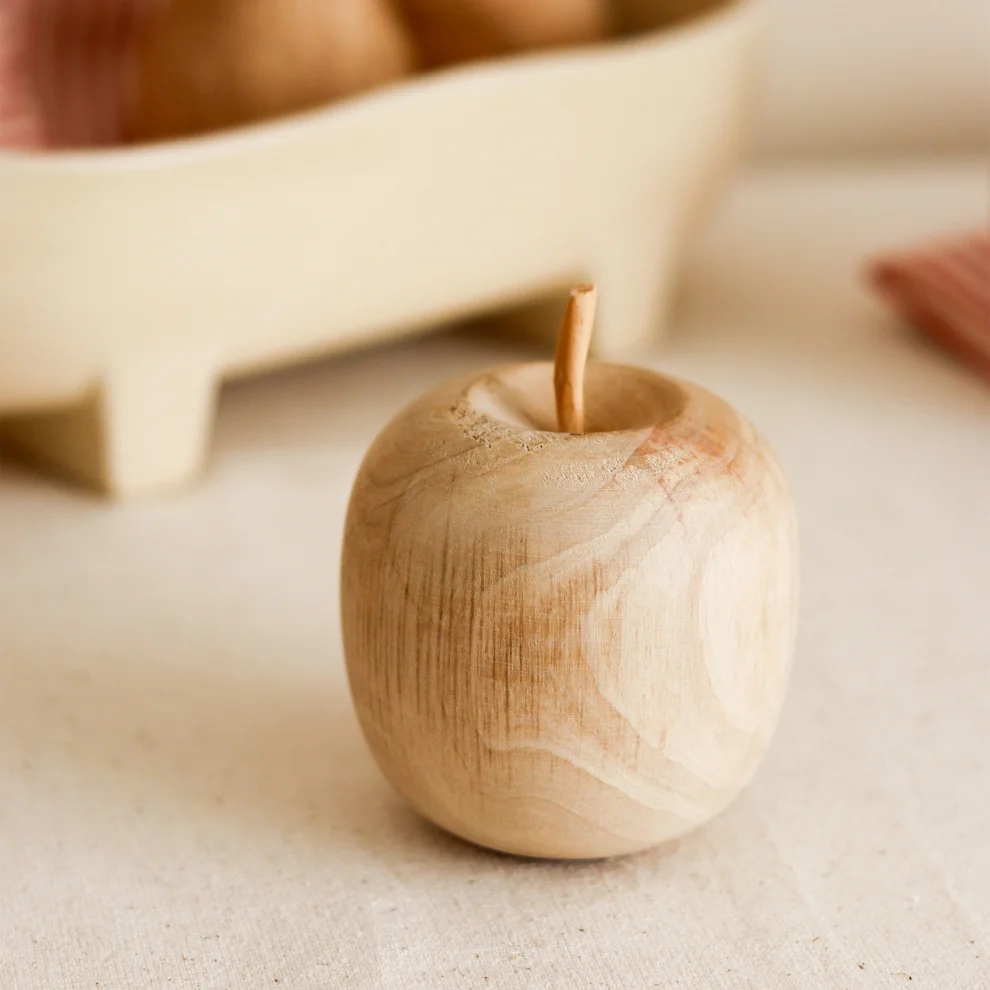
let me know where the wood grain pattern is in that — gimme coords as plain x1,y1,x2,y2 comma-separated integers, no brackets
342,361,798,858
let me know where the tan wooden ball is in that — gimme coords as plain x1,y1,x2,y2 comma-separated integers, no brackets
341,288,798,858
131,0,414,141
394,0,609,68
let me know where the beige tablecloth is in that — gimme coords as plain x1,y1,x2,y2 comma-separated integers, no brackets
1,161,987,989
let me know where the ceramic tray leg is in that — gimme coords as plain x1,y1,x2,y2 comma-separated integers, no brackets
2,355,217,497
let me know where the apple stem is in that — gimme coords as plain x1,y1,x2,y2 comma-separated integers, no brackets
554,284,597,433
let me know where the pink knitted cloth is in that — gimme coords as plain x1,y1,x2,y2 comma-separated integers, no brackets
870,233,990,383
0,0,157,148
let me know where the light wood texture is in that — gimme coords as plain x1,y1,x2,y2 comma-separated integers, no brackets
131,0,415,140
0,1,757,495
341,361,799,858
395,0,609,67
553,284,597,433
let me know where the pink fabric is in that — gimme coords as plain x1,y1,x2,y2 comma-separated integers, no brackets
869,232,990,383
0,0,157,149
0,0,43,147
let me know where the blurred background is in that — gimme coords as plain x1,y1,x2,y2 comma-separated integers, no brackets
0,1,987,987
0,0,986,493
3,0,988,155
755,0,988,158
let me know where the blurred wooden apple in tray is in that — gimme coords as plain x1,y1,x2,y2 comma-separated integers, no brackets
395,0,609,67
131,0,416,140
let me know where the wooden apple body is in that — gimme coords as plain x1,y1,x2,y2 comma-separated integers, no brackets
341,362,798,858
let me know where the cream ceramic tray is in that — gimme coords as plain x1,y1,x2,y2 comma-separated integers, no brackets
0,0,757,496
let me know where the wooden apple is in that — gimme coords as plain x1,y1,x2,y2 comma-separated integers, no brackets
341,287,799,858
394,0,609,67
130,0,415,141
